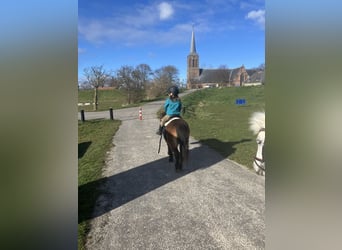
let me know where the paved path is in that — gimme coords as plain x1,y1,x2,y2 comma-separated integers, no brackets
81,94,265,249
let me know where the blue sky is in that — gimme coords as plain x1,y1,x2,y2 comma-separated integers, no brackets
78,0,265,83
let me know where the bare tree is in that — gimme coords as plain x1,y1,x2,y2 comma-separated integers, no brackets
152,65,179,96
116,66,134,104
258,63,265,70
218,64,229,69
162,65,179,85
116,64,153,104
83,65,108,110
132,64,152,101
134,63,152,87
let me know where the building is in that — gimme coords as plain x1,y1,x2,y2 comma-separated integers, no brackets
186,27,264,89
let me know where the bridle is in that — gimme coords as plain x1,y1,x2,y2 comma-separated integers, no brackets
254,157,265,172
254,128,265,172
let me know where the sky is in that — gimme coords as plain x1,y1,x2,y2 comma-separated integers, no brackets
78,0,265,83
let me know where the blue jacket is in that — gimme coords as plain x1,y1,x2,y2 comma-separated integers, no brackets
164,98,182,116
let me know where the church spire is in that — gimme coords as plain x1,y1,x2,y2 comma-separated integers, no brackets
190,25,197,54
187,25,199,89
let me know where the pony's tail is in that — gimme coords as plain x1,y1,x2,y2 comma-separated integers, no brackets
177,123,190,163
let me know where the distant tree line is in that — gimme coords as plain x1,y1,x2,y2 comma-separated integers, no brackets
79,64,182,110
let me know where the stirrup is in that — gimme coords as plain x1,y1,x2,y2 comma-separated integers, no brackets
156,127,163,135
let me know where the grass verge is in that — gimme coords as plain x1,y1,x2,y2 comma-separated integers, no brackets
182,86,265,169
78,89,128,111
78,89,166,112
78,119,121,249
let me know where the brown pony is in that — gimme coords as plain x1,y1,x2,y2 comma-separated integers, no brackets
162,117,190,171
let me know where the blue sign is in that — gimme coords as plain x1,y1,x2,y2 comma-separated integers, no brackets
235,99,246,105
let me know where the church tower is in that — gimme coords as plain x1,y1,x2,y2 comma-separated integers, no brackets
187,26,199,89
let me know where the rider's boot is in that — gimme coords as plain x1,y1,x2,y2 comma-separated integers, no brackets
156,125,163,135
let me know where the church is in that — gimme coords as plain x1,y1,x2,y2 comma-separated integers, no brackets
186,28,264,89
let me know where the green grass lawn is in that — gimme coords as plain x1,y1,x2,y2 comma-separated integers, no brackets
78,88,165,112
78,89,129,111
78,119,121,250
182,86,265,169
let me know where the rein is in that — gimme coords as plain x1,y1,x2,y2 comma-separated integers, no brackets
157,132,163,154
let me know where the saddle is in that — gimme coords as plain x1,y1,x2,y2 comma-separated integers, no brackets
164,116,181,127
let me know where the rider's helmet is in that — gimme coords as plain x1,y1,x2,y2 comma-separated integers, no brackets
168,85,179,97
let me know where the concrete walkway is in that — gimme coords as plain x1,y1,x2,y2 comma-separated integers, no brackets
81,96,265,249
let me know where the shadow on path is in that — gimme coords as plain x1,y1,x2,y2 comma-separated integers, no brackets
78,141,92,159
198,138,252,158
79,139,249,223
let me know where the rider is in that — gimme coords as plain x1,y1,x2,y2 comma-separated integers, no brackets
156,85,182,135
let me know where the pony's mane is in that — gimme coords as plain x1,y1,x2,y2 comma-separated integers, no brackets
249,111,265,135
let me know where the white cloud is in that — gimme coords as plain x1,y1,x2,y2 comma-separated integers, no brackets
78,19,108,44
246,9,265,28
158,2,174,20
79,2,179,45
78,48,86,54
79,2,232,46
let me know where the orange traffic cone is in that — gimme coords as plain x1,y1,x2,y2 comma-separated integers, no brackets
139,107,142,120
